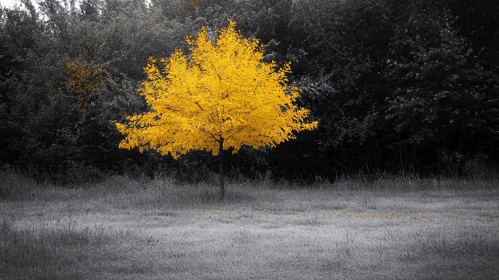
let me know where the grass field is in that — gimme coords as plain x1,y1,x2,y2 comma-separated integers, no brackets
1,173,498,279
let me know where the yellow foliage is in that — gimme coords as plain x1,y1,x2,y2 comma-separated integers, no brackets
116,21,317,158
64,59,107,113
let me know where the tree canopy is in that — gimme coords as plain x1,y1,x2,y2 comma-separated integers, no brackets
116,21,317,158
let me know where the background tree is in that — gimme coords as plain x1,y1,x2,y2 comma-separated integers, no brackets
386,8,499,176
116,21,317,198
288,0,396,174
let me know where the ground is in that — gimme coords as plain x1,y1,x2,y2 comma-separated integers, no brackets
1,175,498,279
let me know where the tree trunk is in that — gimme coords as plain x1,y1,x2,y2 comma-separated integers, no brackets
398,133,405,174
219,139,225,200
457,128,466,179
411,142,416,175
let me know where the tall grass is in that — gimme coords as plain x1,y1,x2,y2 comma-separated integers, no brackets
0,170,38,198
0,217,157,280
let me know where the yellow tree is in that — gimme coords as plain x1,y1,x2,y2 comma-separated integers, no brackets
116,21,317,199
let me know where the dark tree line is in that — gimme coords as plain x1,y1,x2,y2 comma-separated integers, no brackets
1,0,498,183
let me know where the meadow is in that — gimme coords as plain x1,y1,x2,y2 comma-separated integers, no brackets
1,172,498,280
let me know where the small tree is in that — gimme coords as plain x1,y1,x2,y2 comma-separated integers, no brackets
116,21,317,199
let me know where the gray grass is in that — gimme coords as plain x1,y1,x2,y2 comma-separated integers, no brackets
1,175,498,279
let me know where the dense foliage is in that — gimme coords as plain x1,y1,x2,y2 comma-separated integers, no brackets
1,0,498,183
117,21,316,158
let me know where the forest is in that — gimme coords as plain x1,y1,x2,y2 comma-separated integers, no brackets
1,0,499,184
